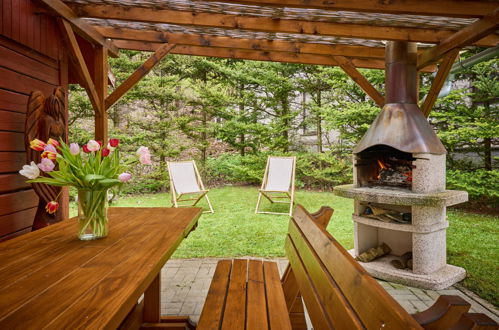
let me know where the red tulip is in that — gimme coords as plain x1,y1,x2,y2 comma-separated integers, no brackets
101,147,110,157
45,201,59,214
82,145,91,153
109,138,119,148
96,140,103,147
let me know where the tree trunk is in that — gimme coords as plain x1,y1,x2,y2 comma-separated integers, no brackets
317,90,323,153
281,96,290,152
201,109,207,164
484,137,492,170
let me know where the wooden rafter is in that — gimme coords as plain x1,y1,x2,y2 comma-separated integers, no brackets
418,9,499,69
59,19,102,116
334,56,385,107
200,0,498,18
112,40,438,73
38,0,119,57
71,4,499,47
105,43,176,110
96,26,386,59
421,49,460,117
94,47,109,141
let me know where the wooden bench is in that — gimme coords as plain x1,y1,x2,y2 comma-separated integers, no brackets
198,205,498,330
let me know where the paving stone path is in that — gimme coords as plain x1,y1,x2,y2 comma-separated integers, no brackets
161,258,499,325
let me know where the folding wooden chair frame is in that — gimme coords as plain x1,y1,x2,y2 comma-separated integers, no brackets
255,156,296,216
167,160,214,214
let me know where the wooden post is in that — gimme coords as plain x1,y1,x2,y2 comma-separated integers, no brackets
94,46,108,142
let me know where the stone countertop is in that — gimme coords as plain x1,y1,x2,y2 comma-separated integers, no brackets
334,184,468,207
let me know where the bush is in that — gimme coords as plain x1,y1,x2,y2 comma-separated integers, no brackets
204,152,352,190
447,169,499,208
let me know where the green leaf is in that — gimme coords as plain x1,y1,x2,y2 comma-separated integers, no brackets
96,179,121,188
84,174,106,184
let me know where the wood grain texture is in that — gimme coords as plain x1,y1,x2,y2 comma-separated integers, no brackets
246,260,268,330
292,205,422,329
97,26,386,59
0,207,201,329
221,259,247,330
72,4,499,47
0,207,36,238
197,0,499,18
0,44,59,85
263,261,292,330
0,190,38,217
197,260,232,330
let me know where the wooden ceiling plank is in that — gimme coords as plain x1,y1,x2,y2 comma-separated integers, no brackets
38,0,119,57
421,49,460,117
418,9,499,69
70,4,499,47
334,55,385,107
58,19,102,115
112,40,437,72
105,43,176,110
96,26,386,59
199,0,498,18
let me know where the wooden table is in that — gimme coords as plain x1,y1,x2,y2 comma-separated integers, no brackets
0,207,202,330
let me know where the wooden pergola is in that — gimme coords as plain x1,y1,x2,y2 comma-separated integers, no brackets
38,0,499,141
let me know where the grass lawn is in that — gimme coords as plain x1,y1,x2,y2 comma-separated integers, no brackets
74,186,498,306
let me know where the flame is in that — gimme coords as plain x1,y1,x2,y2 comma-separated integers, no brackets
377,159,388,170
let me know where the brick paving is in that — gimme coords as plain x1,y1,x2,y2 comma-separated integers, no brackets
161,258,499,325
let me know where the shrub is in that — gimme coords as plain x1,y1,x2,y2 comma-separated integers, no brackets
204,152,352,190
447,169,499,207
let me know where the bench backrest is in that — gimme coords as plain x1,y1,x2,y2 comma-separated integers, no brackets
285,205,423,329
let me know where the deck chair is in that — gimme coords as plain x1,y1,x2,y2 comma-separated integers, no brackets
167,160,214,213
255,156,296,216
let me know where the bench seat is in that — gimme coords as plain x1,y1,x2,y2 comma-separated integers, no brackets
198,259,292,330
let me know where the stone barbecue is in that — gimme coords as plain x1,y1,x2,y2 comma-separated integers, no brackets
334,41,468,290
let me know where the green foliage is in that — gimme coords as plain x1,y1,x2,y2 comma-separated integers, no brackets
447,169,499,207
204,152,351,189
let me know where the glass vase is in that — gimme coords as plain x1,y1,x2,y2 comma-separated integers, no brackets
77,189,109,240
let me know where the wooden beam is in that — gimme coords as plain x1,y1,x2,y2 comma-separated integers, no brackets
105,43,176,110
59,19,102,116
421,49,460,117
334,56,385,107
38,0,119,57
71,4,499,47
418,9,499,69
200,0,499,18
94,46,108,141
96,26,386,59
112,40,438,73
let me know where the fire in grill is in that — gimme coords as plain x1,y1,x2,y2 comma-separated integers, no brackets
368,157,414,188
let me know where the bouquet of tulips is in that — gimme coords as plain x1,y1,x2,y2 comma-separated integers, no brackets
19,138,151,239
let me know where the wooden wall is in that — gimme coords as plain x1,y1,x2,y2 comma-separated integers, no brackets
0,0,68,241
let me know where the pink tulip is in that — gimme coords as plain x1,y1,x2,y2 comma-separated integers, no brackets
69,143,80,155
37,158,55,172
139,152,152,165
118,172,132,182
86,140,100,152
136,146,149,156
44,144,57,153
